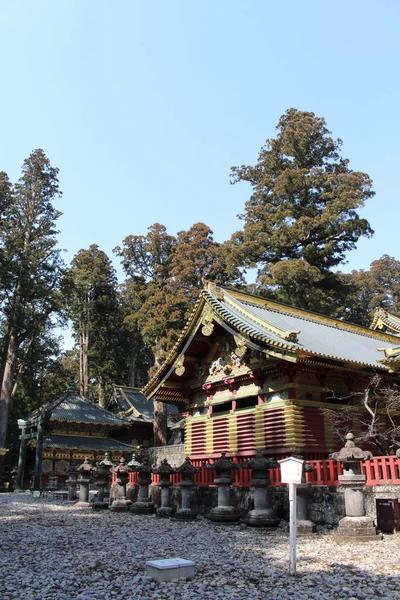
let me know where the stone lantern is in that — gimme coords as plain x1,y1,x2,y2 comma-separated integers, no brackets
332,433,381,541
66,461,79,501
110,457,132,512
175,457,200,520
76,458,95,506
130,456,155,514
292,450,315,534
242,450,280,527
92,452,113,510
152,459,175,518
207,452,240,523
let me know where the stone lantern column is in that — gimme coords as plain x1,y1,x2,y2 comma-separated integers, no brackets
292,450,315,534
110,457,132,512
175,457,200,520
242,450,280,527
152,459,174,518
66,461,79,501
130,456,155,514
332,433,381,541
93,453,113,510
76,458,94,506
208,452,240,523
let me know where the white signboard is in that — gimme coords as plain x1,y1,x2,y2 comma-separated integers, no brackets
279,456,304,484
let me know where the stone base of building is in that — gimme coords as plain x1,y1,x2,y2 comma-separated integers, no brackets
208,505,240,523
130,501,155,515
110,499,132,512
334,516,383,542
243,509,280,527
297,519,316,535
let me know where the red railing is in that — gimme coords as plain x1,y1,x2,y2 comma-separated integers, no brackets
111,455,400,488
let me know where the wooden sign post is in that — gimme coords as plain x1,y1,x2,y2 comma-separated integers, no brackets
278,456,304,576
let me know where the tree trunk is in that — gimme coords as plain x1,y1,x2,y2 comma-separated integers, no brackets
153,400,167,447
79,325,89,397
98,375,106,408
0,329,18,448
128,354,137,388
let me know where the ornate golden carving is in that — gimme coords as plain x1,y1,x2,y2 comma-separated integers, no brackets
174,356,186,377
201,307,215,337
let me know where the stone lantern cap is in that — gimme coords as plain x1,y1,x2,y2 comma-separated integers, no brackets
77,457,94,474
242,449,278,470
207,452,240,473
176,457,200,475
99,452,114,468
127,452,141,469
130,455,152,474
152,458,175,476
111,457,130,475
331,433,372,463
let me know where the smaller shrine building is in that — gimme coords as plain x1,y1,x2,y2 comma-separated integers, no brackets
16,386,141,490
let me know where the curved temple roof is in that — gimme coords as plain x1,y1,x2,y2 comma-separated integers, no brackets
143,283,400,400
22,386,129,427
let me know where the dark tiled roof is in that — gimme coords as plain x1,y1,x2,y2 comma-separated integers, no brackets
112,386,154,422
24,388,128,426
42,434,137,451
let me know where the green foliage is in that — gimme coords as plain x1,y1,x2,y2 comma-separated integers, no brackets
340,255,400,326
65,245,127,404
115,222,242,371
0,149,64,448
227,108,375,313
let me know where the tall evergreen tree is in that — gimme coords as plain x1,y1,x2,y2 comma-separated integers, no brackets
227,109,375,313
0,150,64,449
65,245,126,405
116,222,242,372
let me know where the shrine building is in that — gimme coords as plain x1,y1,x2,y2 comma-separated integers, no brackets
16,385,142,490
142,283,400,462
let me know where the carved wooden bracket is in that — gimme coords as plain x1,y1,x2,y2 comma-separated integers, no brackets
224,377,239,394
202,383,215,400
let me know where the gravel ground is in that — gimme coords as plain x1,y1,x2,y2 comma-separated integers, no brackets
0,493,399,600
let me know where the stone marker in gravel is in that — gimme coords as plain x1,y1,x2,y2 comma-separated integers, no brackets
66,461,79,502
241,450,280,528
175,457,200,520
146,558,196,582
153,458,174,518
92,452,113,510
75,458,94,507
109,457,132,512
130,455,155,515
207,452,240,523
332,433,382,542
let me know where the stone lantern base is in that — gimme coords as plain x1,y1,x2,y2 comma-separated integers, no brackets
175,507,197,521
334,516,382,542
130,500,155,515
243,509,279,527
208,505,240,523
156,506,173,518
110,498,132,512
92,501,109,510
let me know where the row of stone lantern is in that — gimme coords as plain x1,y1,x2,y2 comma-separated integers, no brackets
65,433,378,538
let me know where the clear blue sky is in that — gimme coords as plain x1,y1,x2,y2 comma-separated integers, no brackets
1,0,399,278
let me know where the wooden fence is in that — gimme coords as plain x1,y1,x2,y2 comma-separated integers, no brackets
117,455,400,488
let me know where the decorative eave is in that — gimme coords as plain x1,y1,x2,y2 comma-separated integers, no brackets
143,284,400,402
371,307,400,336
